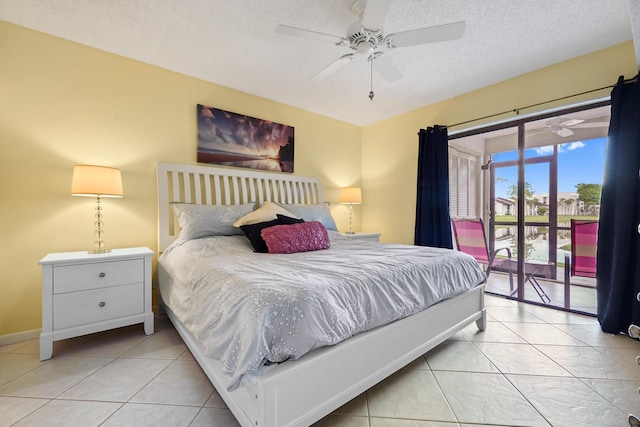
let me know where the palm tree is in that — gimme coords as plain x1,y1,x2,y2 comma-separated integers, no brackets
558,198,566,215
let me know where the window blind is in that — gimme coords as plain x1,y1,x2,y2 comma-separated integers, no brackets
449,147,479,218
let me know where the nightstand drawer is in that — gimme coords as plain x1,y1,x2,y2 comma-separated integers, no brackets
53,259,143,294
53,283,144,329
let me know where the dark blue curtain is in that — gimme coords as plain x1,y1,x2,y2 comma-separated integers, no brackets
414,125,453,248
597,74,640,334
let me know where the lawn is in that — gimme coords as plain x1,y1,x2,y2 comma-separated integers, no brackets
495,215,599,223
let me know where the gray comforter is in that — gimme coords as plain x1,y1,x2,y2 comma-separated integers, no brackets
158,232,486,389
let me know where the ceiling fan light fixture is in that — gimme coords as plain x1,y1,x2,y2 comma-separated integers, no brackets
555,127,574,138
356,41,374,55
561,119,584,127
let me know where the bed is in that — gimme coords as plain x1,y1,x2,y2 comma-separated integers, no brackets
156,161,487,427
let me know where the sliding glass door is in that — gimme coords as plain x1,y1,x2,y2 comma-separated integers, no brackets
450,102,609,314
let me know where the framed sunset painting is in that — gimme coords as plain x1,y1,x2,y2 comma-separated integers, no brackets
197,104,294,173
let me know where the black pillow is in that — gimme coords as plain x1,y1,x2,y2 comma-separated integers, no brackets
240,219,279,253
276,214,305,224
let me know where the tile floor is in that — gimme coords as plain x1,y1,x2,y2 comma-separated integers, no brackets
1,295,639,426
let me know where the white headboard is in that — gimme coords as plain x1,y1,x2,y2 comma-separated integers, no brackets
157,162,323,251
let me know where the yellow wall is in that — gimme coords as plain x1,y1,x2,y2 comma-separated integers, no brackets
1,18,637,337
0,21,362,337
362,41,637,245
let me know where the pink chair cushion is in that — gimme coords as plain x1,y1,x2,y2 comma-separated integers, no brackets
452,220,490,264
261,221,330,254
571,220,598,278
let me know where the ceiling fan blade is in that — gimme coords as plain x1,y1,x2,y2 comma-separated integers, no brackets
571,116,610,128
311,55,354,81
572,122,609,128
372,55,402,82
361,0,393,31
276,24,343,44
387,21,466,48
526,129,549,137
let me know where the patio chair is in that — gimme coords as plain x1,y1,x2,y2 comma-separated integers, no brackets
452,218,514,295
563,219,598,309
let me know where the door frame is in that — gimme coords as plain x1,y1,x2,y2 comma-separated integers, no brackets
449,100,609,306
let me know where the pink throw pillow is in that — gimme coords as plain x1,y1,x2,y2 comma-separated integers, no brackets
261,221,330,254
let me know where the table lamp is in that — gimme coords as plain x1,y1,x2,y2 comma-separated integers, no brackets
71,165,123,253
340,187,362,234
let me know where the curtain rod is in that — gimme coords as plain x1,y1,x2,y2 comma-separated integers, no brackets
445,72,639,129
446,86,612,129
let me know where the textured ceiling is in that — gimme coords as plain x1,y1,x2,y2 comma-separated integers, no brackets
0,0,633,126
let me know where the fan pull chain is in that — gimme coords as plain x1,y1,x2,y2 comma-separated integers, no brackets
369,56,375,100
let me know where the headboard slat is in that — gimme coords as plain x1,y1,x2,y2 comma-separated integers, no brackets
194,174,202,204
240,178,249,204
257,180,264,205
171,172,180,202
231,177,239,204
204,175,212,204
264,180,272,202
184,173,192,202
281,181,287,203
213,175,222,205
157,162,324,251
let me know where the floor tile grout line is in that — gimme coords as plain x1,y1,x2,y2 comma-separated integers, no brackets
7,397,52,427
122,353,187,405
0,355,117,401
187,405,206,427
95,401,127,427
0,353,51,389
427,357,462,426
499,372,553,427
491,318,554,427
471,338,574,378
503,311,639,422
576,375,639,417
530,342,640,382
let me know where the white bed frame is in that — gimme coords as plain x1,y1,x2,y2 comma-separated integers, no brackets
157,161,486,427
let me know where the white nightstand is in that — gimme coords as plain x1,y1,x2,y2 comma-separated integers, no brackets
39,247,154,360
341,232,381,242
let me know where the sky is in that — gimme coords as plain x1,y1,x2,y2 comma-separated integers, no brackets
492,137,607,198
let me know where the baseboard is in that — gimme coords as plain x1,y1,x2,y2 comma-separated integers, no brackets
0,328,41,347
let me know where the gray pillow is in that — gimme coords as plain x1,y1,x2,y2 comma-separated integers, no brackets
172,202,255,240
279,202,338,231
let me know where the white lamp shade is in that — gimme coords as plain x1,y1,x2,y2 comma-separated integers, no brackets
340,187,362,204
71,165,123,197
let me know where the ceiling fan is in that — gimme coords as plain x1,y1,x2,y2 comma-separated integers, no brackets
528,116,610,138
275,0,465,100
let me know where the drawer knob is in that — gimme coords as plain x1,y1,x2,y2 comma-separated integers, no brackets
98,301,106,308
99,272,106,278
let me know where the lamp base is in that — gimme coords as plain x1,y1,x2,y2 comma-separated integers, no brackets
88,248,111,254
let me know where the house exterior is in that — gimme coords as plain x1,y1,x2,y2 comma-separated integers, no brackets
495,197,515,216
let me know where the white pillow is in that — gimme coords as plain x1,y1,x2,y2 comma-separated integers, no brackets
172,202,255,240
279,202,338,231
233,201,298,227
